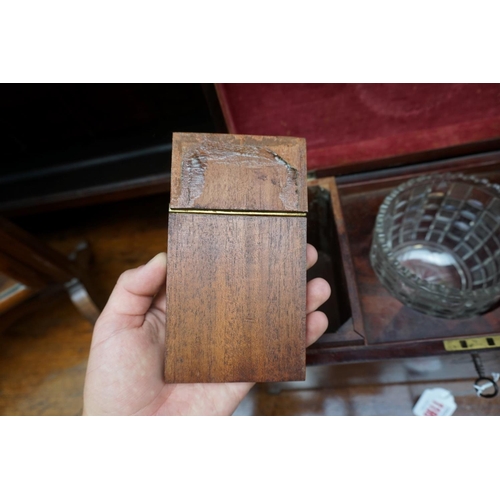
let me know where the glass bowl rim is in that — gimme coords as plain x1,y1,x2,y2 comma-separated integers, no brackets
373,172,500,301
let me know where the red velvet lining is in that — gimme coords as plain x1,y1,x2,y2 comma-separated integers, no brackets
217,84,500,171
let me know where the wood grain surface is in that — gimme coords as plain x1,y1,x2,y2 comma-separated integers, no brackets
169,133,307,212
165,213,306,382
166,133,307,383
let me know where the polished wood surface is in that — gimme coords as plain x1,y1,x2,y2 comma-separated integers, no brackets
1,195,167,416
237,352,500,415
0,216,81,283
0,217,100,325
236,378,500,416
1,193,498,415
170,133,307,212
166,214,306,382
0,275,34,314
166,133,307,383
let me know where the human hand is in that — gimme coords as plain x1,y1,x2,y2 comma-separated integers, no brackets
83,244,331,415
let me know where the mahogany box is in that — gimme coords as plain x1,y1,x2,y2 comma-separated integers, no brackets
165,132,308,383
215,84,500,364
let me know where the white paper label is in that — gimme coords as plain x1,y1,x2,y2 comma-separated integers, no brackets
413,388,457,416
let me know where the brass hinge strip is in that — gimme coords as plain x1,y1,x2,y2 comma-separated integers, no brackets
443,336,500,351
169,208,307,217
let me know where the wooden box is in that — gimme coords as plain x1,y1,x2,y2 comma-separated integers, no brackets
165,133,308,383
215,84,500,364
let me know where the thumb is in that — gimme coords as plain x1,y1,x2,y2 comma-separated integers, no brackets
95,253,167,337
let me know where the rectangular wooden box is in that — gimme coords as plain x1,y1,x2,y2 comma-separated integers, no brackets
165,133,308,383
213,84,500,364
305,155,500,364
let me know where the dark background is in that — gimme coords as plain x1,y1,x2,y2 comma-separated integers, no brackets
0,84,221,214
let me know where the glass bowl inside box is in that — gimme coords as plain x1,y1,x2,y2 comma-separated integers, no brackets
370,173,500,319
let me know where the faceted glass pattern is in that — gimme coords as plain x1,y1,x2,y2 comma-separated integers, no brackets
370,173,500,319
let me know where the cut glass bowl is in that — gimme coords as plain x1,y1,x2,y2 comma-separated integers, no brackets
370,173,500,319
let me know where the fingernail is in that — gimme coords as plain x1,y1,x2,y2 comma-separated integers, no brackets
146,252,167,266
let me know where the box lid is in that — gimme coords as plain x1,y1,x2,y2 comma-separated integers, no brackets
216,84,500,173
170,133,307,212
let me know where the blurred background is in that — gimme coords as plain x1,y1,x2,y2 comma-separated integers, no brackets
1,83,500,415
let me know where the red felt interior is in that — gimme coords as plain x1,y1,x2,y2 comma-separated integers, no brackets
216,84,500,171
